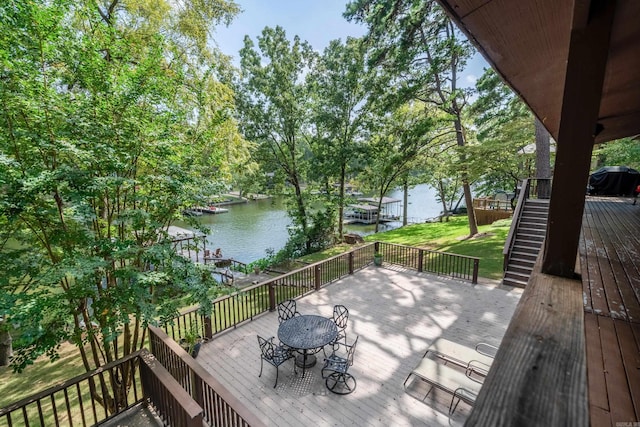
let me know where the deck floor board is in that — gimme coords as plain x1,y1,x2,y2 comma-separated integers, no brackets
580,197,640,425
196,267,522,426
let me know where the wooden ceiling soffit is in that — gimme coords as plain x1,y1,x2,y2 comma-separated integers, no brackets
439,0,640,143
437,0,572,140
596,0,640,142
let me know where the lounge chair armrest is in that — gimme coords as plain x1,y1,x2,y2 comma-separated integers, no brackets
475,342,498,358
466,359,490,379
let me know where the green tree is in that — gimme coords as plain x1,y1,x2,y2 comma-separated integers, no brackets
362,103,434,232
0,0,241,410
307,37,372,239
593,138,640,170
236,26,317,253
346,0,479,236
468,67,535,195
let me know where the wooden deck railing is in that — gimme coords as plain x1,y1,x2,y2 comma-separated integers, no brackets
375,242,480,284
163,242,479,344
473,197,512,211
148,326,265,427
0,349,202,427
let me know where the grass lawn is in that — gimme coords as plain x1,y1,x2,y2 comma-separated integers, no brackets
301,216,511,280
0,341,86,408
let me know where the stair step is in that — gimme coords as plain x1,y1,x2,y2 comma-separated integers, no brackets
505,270,531,282
518,229,546,237
507,264,533,275
511,250,539,262
509,258,536,267
522,211,549,219
519,223,547,232
516,232,544,241
520,216,548,224
502,276,529,288
515,239,544,249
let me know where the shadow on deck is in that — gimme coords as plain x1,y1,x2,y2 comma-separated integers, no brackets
196,266,523,426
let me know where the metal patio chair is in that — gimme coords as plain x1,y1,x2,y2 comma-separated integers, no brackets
321,336,359,395
332,305,349,344
257,335,296,388
323,304,349,357
277,299,300,324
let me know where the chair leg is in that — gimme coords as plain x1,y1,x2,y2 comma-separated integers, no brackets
273,366,279,388
325,372,356,395
258,358,264,378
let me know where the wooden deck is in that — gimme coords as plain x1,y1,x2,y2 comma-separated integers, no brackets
196,266,522,426
580,197,640,425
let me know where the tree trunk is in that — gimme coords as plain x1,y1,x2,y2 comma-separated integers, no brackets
535,118,552,198
0,326,12,367
454,118,478,235
403,179,408,226
338,164,346,238
437,180,449,222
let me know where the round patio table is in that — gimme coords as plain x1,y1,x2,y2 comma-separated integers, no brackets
278,315,338,377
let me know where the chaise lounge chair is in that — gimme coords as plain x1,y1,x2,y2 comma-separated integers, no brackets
403,357,483,415
423,338,497,377
403,339,498,415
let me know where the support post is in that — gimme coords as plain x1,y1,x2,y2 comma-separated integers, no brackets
268,282,276,312
472,258,479,284
315,265,321,291
204,316,213,340
542,0,616,277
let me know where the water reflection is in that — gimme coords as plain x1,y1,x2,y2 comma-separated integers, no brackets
175,184,442,264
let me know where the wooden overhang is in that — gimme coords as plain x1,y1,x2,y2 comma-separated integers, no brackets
434,0,640,425
437,0,640,144
436,0,640,278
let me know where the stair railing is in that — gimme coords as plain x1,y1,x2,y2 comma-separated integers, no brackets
503,179,532,270
502,178,553,270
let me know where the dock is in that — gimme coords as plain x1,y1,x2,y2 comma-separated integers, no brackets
193,206,229,214
343,196,401,224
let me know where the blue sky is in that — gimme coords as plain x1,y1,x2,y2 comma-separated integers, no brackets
213,0,488,87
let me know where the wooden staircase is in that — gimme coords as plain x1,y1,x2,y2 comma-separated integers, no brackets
503,199,550,287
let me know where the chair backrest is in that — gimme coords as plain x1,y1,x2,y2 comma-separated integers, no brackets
333,305,349,331
277,299,298,324
346,336,359,368
257,335,275,360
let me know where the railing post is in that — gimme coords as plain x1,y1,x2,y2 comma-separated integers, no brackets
204,315,213,340
472,258,479,284
348,252,354,275
315,265,321,291
417,250,424,272
268,282,276,311
191,369,203,408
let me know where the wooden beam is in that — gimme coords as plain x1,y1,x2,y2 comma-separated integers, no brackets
465,258,587,426
542,0,616,277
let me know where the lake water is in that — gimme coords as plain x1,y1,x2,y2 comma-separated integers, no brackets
176,184,442,264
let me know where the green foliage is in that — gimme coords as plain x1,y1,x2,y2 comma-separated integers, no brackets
360,102,436,231
236,26,318,252
468,68,535,194
593,138,640,170
307,37,372,236
0,0,240,374
346,0,479,235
